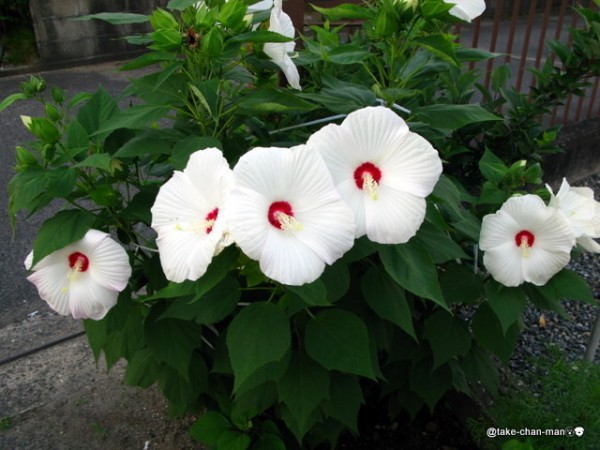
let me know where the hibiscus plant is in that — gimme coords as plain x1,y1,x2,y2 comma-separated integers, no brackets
4,0,600,448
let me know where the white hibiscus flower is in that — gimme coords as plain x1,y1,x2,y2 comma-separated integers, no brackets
25,230,131,320
547,178,600,253
226,145,355,285
306,106,443,245
479,194,576,287
443,0,486,22
151,148,234,282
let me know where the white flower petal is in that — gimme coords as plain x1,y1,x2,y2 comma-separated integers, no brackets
260,229,325,285
522,247,571,286
156,225,222,282
379,131,443,198
183,148,234,203
482,242,524,287
27,259,71,316
549,178,600,239
479,210,521,251
247,0,273,13
265,4,301,89
577,236,600,253
83,230,132,291
444,0,486,22
226,187,271,260
364,187,426,244
69,276,119,320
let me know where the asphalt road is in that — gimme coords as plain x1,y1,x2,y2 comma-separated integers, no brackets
0,61,138,328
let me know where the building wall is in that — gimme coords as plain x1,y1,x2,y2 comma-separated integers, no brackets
29,0,167,62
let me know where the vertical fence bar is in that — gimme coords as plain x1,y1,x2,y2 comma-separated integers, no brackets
550,0,570,125
468,17,482,71
515,0,538,92
562,6,583,124
587,77,600,119
504,0,521,65
530,0,554,95
484,0,505,90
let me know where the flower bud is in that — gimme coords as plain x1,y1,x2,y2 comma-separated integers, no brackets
45,104,62,122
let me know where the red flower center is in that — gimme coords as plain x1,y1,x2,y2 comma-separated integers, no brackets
515,230,535,248
268,201,295,230
68,252,90,272
204,207,219,234
353,162,382,190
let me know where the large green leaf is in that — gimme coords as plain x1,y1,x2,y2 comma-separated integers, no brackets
287,279,330,306
189,412,232,447
31,209,97,267
305,308,376,379
124,348,160,388
439,263,484,304
229,30,293,44
9,166,77,219
362,267,416,340
538,269,596,304
311,4,375,20
413,34,459,65
462,345,499,395
479,148,508,184
423,310,471,369
471,303,520,364
277,353,330,438
414,104,502,130
75,12,149,24
408,359,453,410
485,280,527,335
235,88,317,113
227,302,291,391
161,276,241,324
94,104,170,136
379,240,447,308
322,373,363,432
76,87,119,135
145,306,203,378
414,222,469,264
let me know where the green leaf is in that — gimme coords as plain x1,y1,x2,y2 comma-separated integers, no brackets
305,308,376,379
322,373,363,432
362,267,416,340
479,148,508,183
189,412,232,447
94,104,170,135
379,240,447,309
539,269,596,304
217,430,252,450
227,302,291,391
277,353,330,438
9,166,77,218
145,307,203,378
472,303,520,364
235,88,317,113
423,310,471,369
414,222,469,263
120,51,178,70
229,30,293,44
169,135,222,170
75,12,149,24
409,359,453,410
73,153,112,171
327,45,371,64
234,352,291,399
77,87,119,135
0,93,27,113
287,279,330,306
161,276,241,324
311,4,375,20
32,209,96,267
462,345,499,395
67,119,90,150
124,348,160,388
115,131,174,157
301,79,376,114
167,0,198,9
414,104,502,131
439,263,483,304
413,34,459,65
253,433,286,450
485,281,527,335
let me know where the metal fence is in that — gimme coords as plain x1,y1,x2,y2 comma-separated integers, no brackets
455,0,600,125
287,0,600,125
